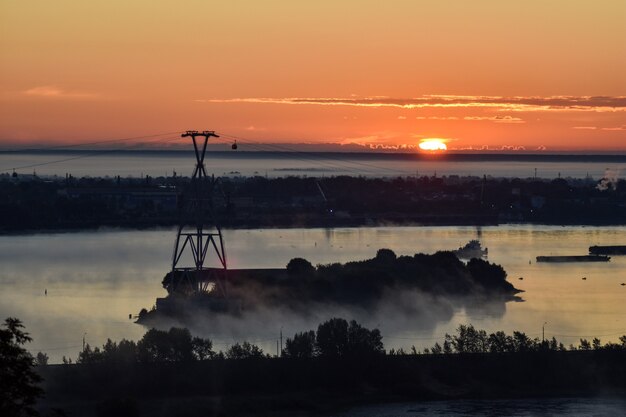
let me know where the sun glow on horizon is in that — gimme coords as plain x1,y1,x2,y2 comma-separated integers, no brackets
418,139,448,151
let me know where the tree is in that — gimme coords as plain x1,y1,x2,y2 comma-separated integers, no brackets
316,318,349,357
225,341,264,359
315,318,383,358
375,248,397,263
488,331,513,353
430,343,443,355
192,337,215,360
0,317,44,417
34,352,48,366
511,331,536,352
77,344,104,364
579,338,591,351
450,325,488,353
286,258,315,277
592,338,602,350
346,320,384,356
137,327,195,362
283,331,316,358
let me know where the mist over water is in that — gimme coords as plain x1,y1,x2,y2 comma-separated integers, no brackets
2,151,626,179
1,225,626,362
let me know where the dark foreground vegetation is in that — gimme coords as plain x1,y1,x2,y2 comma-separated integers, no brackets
3,317,626,417
2,172,626,232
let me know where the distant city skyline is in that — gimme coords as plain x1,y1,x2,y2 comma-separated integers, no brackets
1,1,625,151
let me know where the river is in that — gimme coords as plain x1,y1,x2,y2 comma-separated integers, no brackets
332,397,626,417
2,150,625,179
1,225,625,362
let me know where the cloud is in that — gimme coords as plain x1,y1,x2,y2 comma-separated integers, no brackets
572,125,626,131
416,116,459,120
464,115,525,123
22,85,98,99
198,95,626,112
244,125,267,131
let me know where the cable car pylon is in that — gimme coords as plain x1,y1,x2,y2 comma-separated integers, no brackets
167,130,228,300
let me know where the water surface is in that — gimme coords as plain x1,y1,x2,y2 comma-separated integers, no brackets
1,225,625,362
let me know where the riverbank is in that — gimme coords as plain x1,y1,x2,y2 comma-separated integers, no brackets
36,350,626,416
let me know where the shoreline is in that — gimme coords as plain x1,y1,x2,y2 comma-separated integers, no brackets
5,220,626,236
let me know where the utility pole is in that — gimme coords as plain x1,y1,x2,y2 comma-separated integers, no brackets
82,332,87,352
542,322,548,343
280,327,283,357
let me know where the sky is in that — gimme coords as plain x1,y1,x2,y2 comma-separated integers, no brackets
1,0,625,152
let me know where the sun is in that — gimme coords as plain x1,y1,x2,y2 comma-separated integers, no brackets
418,139,448,151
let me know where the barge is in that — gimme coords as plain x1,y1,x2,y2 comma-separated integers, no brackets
589,245,626,255
536,255,610,263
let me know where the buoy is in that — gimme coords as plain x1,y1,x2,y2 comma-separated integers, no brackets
231,141,238,150
582,277,587,280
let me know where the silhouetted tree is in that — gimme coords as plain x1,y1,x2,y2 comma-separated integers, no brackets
466,258,512,292
34,352,48,366
283,331,316,358
592,338,602,350
511,331,537,352
78,344,104,364
375,248,397,263
488,331,513,353
137,327,195,362
579,338,591,351
346,320,383,356
286,258,315,277
430,342,443,354
192,337,214,360
0,317,43,417
316,318,349,358
226,341,264,359
448,325,488,353
316,318,383,357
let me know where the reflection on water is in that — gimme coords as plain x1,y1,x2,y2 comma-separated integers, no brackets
334,398,626,417
1,225,626,362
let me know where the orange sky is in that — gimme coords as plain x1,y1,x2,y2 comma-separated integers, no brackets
1,0,625,151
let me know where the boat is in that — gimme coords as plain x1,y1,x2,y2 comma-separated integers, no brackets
453,240,488,259
536,255,610,263
589,245,626,255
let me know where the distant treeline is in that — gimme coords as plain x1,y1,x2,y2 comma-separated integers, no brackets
47,320,626,366
2,173,626,231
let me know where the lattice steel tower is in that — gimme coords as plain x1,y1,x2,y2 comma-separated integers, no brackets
170,130,227,296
